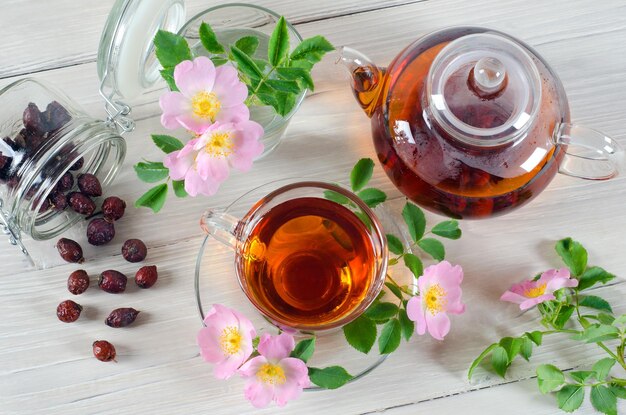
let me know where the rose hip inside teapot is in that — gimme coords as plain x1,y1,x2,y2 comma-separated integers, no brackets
341,27,624,219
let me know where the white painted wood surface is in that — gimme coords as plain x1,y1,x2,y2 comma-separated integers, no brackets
1,0,625,414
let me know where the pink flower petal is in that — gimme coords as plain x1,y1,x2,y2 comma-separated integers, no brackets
406,296,426,335
176,113,214,135
424,311,451,341
258,333,295,362
214,103,250,124
229,121,265,171
238,355,267,378
183,168,221,197
500,290,528,305
520,294,555,311
174,57,216,98
280,357,310,387
195,153,230,182
197,325,225,363
206,304,239,328
159,91,190,130
213,65,249,107
244,379,274,408
163,149,193,181
545,276,579,292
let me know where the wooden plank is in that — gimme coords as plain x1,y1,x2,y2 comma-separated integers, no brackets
0,0,424,79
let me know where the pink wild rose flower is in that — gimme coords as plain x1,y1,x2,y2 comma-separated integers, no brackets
197,304,256,379
163,121,264,197
159,56,250,133
500,268,579,310
406,261,465,341
238,333,310,408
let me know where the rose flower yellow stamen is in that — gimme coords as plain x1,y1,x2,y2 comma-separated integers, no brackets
192,91,221,121
219,326,243,355
257,363,287,385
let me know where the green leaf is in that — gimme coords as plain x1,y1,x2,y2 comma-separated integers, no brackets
403,253,423,279
276,67,315,91
614,314,626,326
573,324,620,343
554,305,576,329
365,302,399,322
398,308,414,341
308,366,353,390
597,313,616,325
134,162,169,183
357,188,387,209
609,385,626,399
151,134,184,154
578,266,616,291
536,364,565,394
386,234,404,255
431,220,462,240
590,385,617,415
160,68,178,91
274,92,297,117
323,190,351,205
342,315,377,354
230,45,264,80
468,343,498,379
211,57,228,67
290,35,335,65
172,180,187,198
135,184,168,213
154,30,192,68
569,370,594,383
402,203,426,242
491,345,510,378
234,36,259,56
252,336,260,349
268,16,290,66
555,237,588,277
265,79,302,94
557,385,585,413
199,22,225,54
525,331,543,346
350,158,375,192
385,282,403,300
378,318,402,354
519,337,533,361
417,238,445,261
291,338,315,363
499,337,523,362
593,358,616,381
579,295,613,313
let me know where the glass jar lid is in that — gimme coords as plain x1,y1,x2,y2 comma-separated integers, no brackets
97,0,186,100
426,33,542,147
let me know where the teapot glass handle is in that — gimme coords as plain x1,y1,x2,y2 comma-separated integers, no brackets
200,209,239,250
555,123,625,180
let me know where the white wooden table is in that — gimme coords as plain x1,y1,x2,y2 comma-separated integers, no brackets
1,1,625,414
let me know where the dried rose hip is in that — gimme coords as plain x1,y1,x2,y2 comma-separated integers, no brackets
98,270,127,293
43,101,71,132
56,238,84,263
68,192,96,216
102,196,126,222
77,174,102,197
57,299,83,323
87,218,115,246
105,308,140,328
135,265,158,289
92,340,116,362
49,191,68,211
37,197,50,213
23,103,46,136
55,171,74,192
70,157,84,171
67,270,90,295
121,239,147,263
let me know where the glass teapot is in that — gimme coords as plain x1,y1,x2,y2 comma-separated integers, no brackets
340,27,624,219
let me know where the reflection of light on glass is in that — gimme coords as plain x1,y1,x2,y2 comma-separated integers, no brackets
422,109,432,129
520,147,548,172
431,94,446,110
604,145,614,154
393,120,415,144
513,112,531,130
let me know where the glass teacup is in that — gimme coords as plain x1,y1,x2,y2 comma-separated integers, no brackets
197,180,388,332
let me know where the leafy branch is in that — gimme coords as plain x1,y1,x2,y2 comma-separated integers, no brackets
468,238,626,414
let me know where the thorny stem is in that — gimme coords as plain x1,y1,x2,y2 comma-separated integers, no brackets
385,274,414,297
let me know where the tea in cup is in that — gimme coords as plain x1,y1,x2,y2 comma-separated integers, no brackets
200,181,388,331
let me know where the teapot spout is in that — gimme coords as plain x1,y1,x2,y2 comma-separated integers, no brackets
337,47,384,118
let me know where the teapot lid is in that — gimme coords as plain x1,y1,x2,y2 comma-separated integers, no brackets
426,33,542,146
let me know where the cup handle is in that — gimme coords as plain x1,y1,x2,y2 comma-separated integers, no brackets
555,123,625,180
200,209,240,250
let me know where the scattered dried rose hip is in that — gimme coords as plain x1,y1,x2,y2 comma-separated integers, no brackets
87,218,115,246
121,239,147,263
23,103,46,136
77,173,102,197
135,265,158,289
68,192,96,216
56,171,74,192
49,191,68,211
70,157,84,171
56,238,84,263
67,270,90,295
43,101,71,132
98,270,128,293
102,196,126,222
92,340,116,362
57,299,83,323
105,308,140,328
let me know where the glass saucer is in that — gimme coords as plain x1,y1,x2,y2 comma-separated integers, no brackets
194,180,415,391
